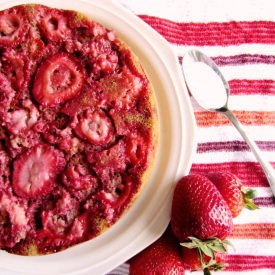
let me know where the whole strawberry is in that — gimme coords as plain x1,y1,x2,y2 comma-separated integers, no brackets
129,226,185,275
171,174,233,242
207,172,258,217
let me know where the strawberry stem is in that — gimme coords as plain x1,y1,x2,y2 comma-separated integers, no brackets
241,187,259,210
181,237,231,273
204,268,212,275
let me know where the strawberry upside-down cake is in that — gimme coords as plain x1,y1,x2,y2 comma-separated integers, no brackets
0,4,157,255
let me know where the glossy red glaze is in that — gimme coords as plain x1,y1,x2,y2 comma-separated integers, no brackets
0,4,154,254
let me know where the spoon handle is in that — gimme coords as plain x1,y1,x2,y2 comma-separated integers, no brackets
223,109,275,196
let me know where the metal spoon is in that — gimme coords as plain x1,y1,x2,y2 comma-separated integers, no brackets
181,49,275,196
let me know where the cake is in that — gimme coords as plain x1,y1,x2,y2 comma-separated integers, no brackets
0,4,157,255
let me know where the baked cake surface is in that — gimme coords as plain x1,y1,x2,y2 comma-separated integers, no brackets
0,4,157,255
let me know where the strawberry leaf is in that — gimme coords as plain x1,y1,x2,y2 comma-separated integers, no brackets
180,242,197,249
208,242,227,253
200,244,214,258
223,239,234,246
180,236,230,273
242,188,257,199
242,187,259,211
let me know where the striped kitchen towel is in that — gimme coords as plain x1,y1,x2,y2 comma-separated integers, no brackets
111,0,275,274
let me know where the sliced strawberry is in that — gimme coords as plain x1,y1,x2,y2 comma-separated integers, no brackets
40,191,79,237
74,109,115,146
87,139,127,171
88,36,113,58
38,205,92,251
87,141,129,201
61,85,102,117
62,154,98,191
0,6,28,47
4,100,39,135
0,192,29,248
68,11,106,38
0,49,31,92
39,9,70,42
99,66,143,109
111,176,135,208
12,144,65,199
32,53,84,107
6,129,41,158
21,22,46,61
110,108,151,136
125,131,152,171
90,175,136,223
67,212,90,241
0,72,16,116
92,52,118,76
65,12,107,54
5,109,29,135
23,21,61,62
42,113,71,147
126,132,145,165
0,150,11,191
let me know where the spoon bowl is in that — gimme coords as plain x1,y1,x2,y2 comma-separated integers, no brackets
182,49,275,196
182,49,230,112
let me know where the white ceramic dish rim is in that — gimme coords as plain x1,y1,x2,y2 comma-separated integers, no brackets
0,0,197,274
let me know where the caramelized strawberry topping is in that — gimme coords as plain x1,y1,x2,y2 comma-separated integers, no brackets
39,9,70,42
0,7,28,47
12,145,65,199
74,109,115,146
0,4,154,255
32,53,83,107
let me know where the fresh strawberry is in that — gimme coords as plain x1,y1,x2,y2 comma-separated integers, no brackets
207,172,258,217
12,144,65,198
129,226,186,275
181,237,230,275
32,53,83,107
74,109,115,146
171,174,233,242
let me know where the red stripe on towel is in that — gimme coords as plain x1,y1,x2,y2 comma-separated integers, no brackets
197,141,275,153
139,15,275,46
229,79,275,95
195,111,275,127
213,54,275,66
230,223,275,239
223,255,275,270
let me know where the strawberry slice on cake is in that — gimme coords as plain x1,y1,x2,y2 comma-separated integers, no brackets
12,144,65,199
32,53,83,107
